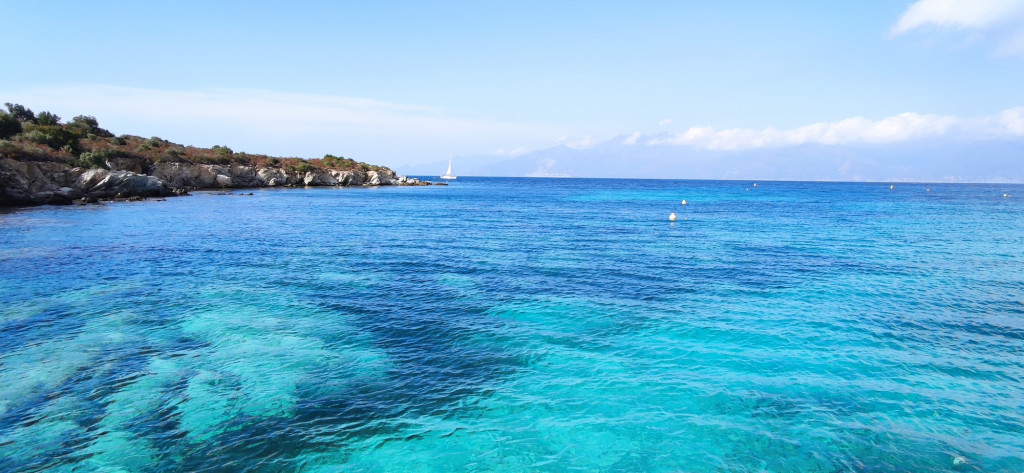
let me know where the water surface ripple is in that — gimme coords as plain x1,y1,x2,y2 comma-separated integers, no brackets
1,178,1022,472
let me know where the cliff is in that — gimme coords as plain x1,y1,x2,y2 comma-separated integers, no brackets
0,158,425,206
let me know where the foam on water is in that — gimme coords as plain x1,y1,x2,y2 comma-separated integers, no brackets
1,179,1022,472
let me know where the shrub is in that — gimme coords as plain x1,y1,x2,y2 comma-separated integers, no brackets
21,126,79,150
73,152,109,169
71,115,99,130
0,113,21,139
4,103,34,122
145,136,164,148
67,115,112,137
0,140,19,158
294,162,314,173
163,148,182,161
266,157,279,166
112,135,127,146
22,130,49,145
358,163,371,171
36,111,61,126
322,154,351,168
212,145,233,157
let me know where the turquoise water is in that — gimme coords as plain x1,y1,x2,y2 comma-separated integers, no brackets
1,178,1022,472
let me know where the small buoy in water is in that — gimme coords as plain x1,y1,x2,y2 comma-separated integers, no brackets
669,213,677,221
752,183,758,187
681,199,688,205
926,188,930,192
1004,193,1010,198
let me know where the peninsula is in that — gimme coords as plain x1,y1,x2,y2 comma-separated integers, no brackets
0,103,426,206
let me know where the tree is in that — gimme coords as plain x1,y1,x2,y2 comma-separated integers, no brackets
71,115,99,129
0,113,21,139
35,111,61,126
4,103,34,122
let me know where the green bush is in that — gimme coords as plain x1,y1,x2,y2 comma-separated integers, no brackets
21,126,79,150
112,135,127,146
22,130,49,145
266,157,279,166
67,115,113,138
0,113,21,139
73,152,109,169
36,111,61,126
4,103,34,122
294,162,315,173
145,136,164,148
212,145,233,157
71,115,99,130
0,140,19,158
358,163,371,171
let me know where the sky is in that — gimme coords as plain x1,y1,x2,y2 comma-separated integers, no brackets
3,0,1023,179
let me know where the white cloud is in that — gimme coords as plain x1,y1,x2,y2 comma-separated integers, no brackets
557,135,597,149
621,132,642,145
658,118,673,126
493,147,528,156
646,108,1024,150
892,0,1024,55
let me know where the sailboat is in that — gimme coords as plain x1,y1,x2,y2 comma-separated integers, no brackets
440,157,457,180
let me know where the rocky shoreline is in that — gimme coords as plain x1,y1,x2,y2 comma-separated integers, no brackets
0,158,428,206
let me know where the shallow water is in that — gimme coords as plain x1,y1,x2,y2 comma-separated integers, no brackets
1,178,1022,472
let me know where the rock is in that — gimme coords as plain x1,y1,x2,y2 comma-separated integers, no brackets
2,158,422,207
106,157,146,174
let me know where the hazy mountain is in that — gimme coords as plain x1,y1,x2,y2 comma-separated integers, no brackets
416,135,1023,183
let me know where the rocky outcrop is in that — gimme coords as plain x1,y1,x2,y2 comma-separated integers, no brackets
0,159,175,205
147,163,417,188
0,158,426,206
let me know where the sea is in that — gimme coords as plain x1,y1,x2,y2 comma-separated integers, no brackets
0,177,1022,472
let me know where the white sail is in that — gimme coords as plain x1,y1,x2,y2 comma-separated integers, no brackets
441,157,457,179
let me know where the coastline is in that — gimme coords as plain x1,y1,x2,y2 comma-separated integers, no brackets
0,158,428,207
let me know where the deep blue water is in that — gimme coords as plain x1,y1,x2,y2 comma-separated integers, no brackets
1,177,1022,472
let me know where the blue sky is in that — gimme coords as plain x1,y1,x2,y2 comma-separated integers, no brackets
3,1,1023,178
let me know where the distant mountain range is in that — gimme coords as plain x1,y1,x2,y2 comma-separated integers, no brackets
399,134,1024,183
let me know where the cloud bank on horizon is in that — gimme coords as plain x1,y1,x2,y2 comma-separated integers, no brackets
633,108,1024,150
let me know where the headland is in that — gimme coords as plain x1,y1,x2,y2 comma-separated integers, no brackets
0,103,426,206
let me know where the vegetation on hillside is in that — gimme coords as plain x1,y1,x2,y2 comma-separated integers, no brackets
0,103,391,174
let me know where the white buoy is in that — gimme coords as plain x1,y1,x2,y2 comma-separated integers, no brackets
681,199,688,205
1005,193,1010,198
926,188,930,192
669,213,677,221
753,183,758,187
890,184,894,190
